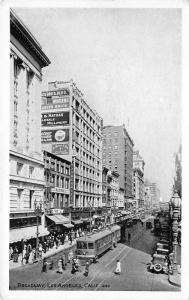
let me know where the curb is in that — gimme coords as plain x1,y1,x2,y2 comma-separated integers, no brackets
168,274,181,288
9,242,76,270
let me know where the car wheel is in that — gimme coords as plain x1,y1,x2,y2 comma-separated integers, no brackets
154,263,163,273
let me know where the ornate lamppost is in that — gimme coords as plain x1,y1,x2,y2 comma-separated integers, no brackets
170,192,181,275
34,198,42,260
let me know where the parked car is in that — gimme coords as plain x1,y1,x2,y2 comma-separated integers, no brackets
150,253,168,273
155,247,169,256
156,242,169,250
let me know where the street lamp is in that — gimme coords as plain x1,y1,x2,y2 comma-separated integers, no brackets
34,198,42,260
170,191,181,275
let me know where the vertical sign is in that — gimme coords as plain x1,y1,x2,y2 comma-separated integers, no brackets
70,162,74,206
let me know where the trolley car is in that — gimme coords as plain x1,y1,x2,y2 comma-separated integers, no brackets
75,225,121,262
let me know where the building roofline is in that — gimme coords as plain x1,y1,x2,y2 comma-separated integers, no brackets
43,150,71,164
10,9,51,68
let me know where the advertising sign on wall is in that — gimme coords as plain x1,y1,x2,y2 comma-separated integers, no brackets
42,89,70,97
42,112,69,127
42,129,69,143
41,96,70,110
52,143,69,155
70,163,74,206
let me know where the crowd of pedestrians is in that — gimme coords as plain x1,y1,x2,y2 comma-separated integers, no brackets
9,228,85,265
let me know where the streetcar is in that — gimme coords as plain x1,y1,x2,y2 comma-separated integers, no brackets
75,225,121,262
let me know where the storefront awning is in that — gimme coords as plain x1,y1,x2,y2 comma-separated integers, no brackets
121,211,128,215
62,223,74,229
10,225,49,243
71,220,83,225
81,218,90,223
46,214,71,225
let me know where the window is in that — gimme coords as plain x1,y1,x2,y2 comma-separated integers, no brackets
65,167,69,175
29,190,34,208
77,241,87,249
88,243,94,249
115,145,118,150
114,132,118,137
17,163,23,175
29,166,34,178
65,178,69,189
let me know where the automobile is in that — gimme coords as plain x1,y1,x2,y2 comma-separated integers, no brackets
156,242,169,250
150,253,168,273
155,247,169,256
160,238,169,244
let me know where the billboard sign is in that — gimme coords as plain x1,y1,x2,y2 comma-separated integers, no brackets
52,143,69,155
41,96,70,110
70,163,74,206
42,129,69,143
42,112,69,127
42,89,70,97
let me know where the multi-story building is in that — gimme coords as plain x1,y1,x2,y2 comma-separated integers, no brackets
43,150,74,232
133,150,145,208
144,180,160,209
43,150,71,212
9,10,50,245
10,10,50,246
118,188,125,209
107,170,119,208
102,124,134,208
41,80,103,211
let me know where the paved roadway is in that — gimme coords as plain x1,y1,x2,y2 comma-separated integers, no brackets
9,242,179,291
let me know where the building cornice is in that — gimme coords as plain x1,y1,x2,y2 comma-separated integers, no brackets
10,9,51,68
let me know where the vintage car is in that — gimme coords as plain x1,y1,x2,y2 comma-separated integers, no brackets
150,253,168,273
155,247,169,256
156,242,169,250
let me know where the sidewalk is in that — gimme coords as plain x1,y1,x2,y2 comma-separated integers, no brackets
9,240,76,270
168,245,181,287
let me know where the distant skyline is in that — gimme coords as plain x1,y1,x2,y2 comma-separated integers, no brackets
14,7,181,201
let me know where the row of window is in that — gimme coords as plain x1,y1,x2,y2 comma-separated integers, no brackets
74,114,101,141
45,173,69,189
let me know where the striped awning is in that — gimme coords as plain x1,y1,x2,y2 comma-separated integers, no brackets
71,220,83,225
46,214,70,225
62,223,74,229
10,225,49,243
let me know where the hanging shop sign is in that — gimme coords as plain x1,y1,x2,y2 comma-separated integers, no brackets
42,129,69,143
70,163,74,206
41,111,69,127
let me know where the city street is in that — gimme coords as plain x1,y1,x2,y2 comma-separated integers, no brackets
9,227,179,291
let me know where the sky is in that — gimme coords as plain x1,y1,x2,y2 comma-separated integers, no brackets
14,7,181,202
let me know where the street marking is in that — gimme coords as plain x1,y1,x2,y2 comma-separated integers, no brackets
86,246,130,287
94,248,132,290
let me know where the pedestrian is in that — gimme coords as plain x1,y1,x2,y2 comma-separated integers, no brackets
75,256,81,272
84,261,90,277
115,259,121,275
39,243,43,259
9,247,13,261
49,258,54,270
25,250,30,264
68,250,74,263
69,235,72,245
13,246,19,263
65,234,68,243
41,258,48,272
128,233,131,243
57,258,63,274
71,258,77,274
61,254,66,270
